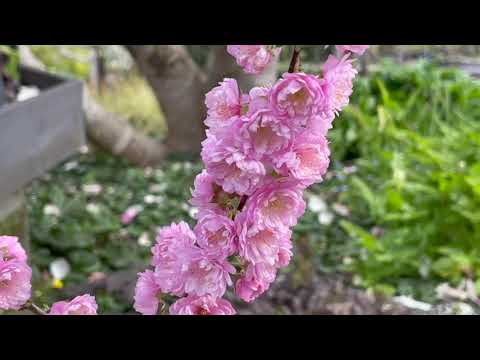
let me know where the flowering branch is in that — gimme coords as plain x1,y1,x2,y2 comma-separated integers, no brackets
132,45,370,316
1,235,99,315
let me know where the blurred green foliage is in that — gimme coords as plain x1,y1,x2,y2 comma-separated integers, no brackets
0,45,20,81
28,152,202,313
29,45,91,80
331,60,480,301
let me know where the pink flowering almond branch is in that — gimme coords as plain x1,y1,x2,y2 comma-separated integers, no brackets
133,45,370,316
0,235,99,315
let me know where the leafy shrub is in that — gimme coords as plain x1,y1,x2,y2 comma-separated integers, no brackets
334,59,480,300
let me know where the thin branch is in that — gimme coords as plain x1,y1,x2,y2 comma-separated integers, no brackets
288,46,301,73
21,301,48,315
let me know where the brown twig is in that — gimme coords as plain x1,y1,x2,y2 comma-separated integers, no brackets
237,195,248,213
22,301,48,315
288,46,301,73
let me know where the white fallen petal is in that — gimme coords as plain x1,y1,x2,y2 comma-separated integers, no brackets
138,233,152,247
308,195,327,213
394,296,432,312
49,258,71,280
82,184,103,195
318,211,334,226
86,203,101,215
44,204,61,217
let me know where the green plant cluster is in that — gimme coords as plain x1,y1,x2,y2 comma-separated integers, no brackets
332,60,480,301
27,151,202,312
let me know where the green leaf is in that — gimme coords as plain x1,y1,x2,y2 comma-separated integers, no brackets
340,220,381,252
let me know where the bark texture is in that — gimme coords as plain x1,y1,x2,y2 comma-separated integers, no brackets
125,45,208,154
126,45,279,154
83,89,168,166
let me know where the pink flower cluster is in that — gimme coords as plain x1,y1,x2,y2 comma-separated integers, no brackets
0,236,32,311
49,294,98,315
134,45,368,315
0,235,98,315
227,45,281,74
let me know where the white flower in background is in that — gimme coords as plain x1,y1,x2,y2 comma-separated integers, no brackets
137,232,152,247
332,203,350,217
144,195,157,204
79,145,90,154
144,194,164,205
155,169,164,177
393,296,432,312
180,203,190,212
64,161,78,171
82,184,103,196
44,204,61,217
183,162,193,170
342,257,353,265
49,258,71,280
86,203,101,215
307,195,327,213
189,207,198,219
452,302,475,315
318,211,334,226
436,280,479,302
171,163,182,172
149,183,168,193
144,167,153,177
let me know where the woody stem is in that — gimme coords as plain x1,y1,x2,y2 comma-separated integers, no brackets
288,45,301,73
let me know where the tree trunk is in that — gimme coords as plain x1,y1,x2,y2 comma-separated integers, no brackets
83,89,168,166
125,45,208,154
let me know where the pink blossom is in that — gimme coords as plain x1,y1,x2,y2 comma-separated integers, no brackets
190,169,239,219
49,294,98,315
240,109,293,160
0,236,27,262
236,219,292,267
169,294,236,315
194,211,237,257
227,45,280,75
201,121,266,196
240,178,306,233
235,263,277,303
205,78,246,129
134,270,161,315
246,86,270,115
336,45,369,56
121,205,143,225
269,72,327,125
0,260,32,311
183,249,235,298
308,111,336,137
274,132,330,186
322,54,358,113
151,222,197,296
